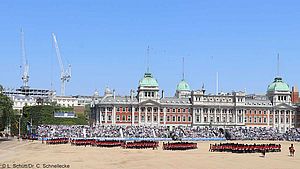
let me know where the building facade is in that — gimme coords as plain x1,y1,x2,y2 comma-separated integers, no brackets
2,87,54,111
91,72,296,132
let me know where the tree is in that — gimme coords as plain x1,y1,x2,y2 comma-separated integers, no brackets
0,92,14,133
84,104,91,125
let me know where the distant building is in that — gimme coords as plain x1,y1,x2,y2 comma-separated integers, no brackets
54,111,76,118
2,87,54,111
2,87,93,114
91,73,296,132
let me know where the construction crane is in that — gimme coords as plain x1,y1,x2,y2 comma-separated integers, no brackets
20,28,29,89
51,33,71,96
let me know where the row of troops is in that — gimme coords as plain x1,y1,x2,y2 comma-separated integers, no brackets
42,138,296,155
209,143,281,153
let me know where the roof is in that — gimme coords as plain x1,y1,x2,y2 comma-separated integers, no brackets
267,77,290,92
176,80,190,91
139,72,159,87
101,95,138,103
160,97,191,105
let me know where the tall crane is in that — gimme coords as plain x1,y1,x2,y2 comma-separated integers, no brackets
51,33,71,96
20,28,29,89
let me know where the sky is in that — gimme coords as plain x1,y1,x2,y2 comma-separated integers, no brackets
0,0,300,97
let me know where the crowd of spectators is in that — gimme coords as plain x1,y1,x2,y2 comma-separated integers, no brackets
227,127,300,141
36,125,300,141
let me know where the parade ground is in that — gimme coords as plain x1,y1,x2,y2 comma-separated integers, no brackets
0,140,299,169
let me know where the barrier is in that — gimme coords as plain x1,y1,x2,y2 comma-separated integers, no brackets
39,137,225,142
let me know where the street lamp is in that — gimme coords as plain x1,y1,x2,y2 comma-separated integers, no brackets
18,110,23,140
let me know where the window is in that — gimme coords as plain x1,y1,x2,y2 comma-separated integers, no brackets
178,109,181,113
173,109,176,112
183,116,186,122
142,115,145,122
147,116,151,122
160,116,163,122
167,116,170,122
108,115,112,121
134,116,138,122
249,117,252,123
128,115,131,121
167,109,170,112
217,117,220,122
254,117,257,123
188,116,192,122
172,116,176,122
154,116,157,122
196,115,200,122
204,116,207,122
177,116,181,122
122,115,126,121
117,107,120,112
264,118,267,123
286,118,289,123
244,117,247,123
152,92,154,97
270,118,272,123
275,118,278,123
116,115,120,121
122,107,126,112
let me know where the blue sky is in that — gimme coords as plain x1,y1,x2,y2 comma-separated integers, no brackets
1,0,300,96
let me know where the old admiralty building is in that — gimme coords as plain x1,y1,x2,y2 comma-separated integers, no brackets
91,72,296,132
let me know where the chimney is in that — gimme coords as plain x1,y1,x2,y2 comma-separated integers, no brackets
292,86,299,103
161,90,164,98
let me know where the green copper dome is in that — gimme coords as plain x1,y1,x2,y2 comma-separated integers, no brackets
267,77,290,92
176,80,190,91
139,72,159,87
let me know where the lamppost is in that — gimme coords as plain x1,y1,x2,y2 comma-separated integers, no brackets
18,110,23,140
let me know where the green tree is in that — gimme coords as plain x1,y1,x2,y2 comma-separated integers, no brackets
84,104,91,125
22,105,88,130
0,92,14,133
